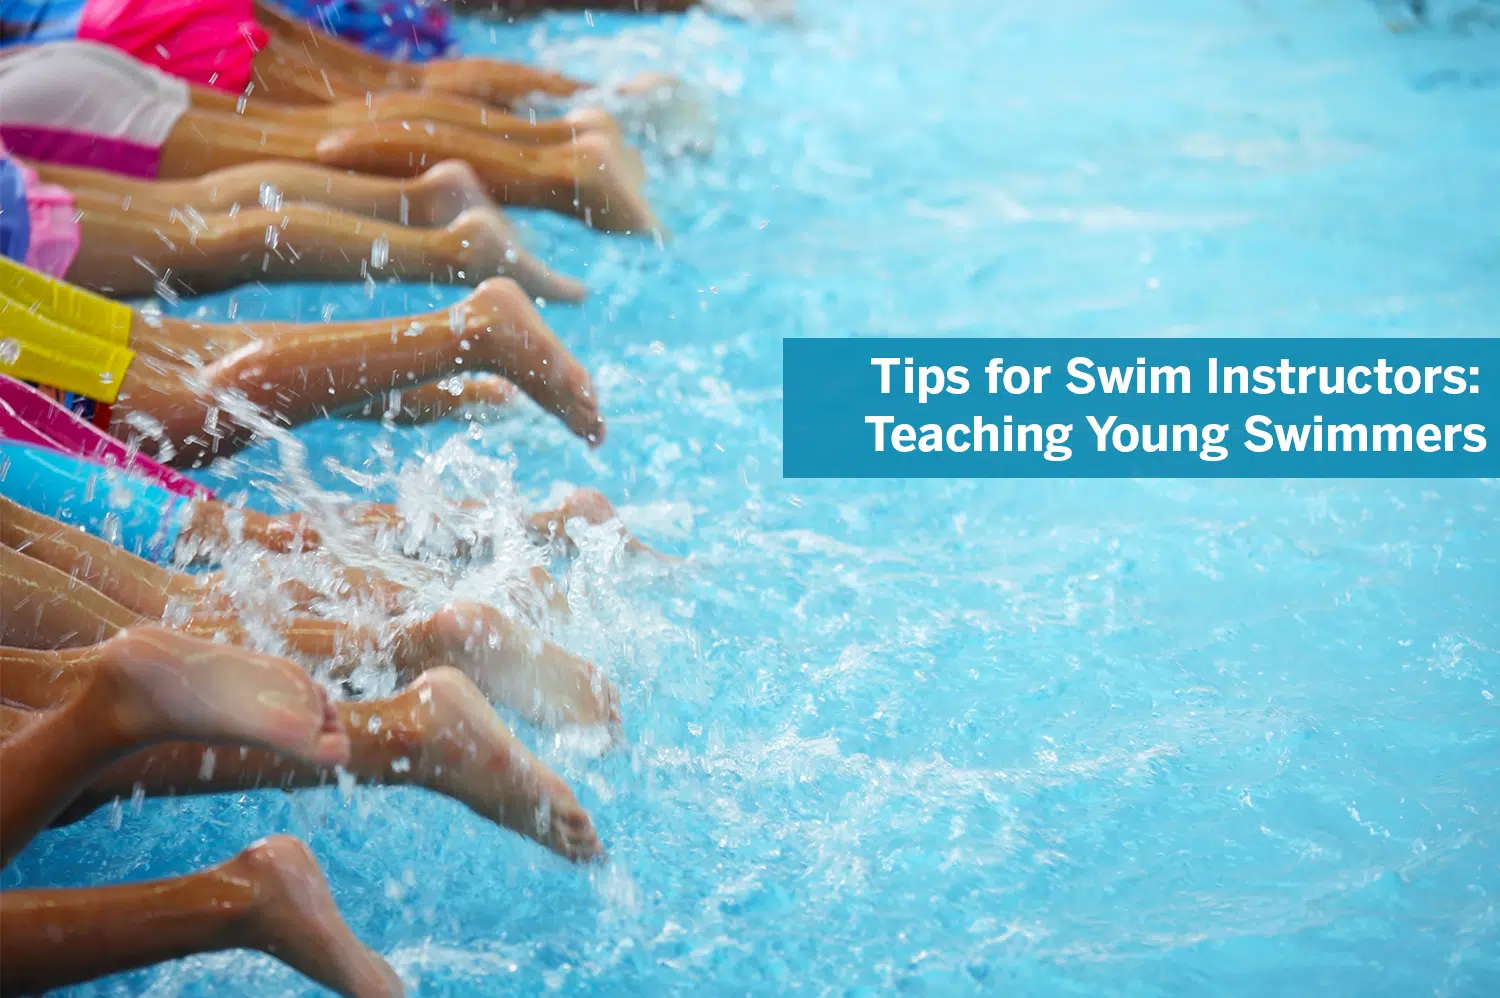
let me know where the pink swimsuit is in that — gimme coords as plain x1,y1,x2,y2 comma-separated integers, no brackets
0,137,82,279
0,42,192,179
0,375,210,499
79,0,270,94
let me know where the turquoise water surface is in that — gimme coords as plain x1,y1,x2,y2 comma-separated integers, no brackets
6,1,1500,995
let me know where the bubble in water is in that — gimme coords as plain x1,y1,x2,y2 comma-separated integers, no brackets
258,183,284,210
371,234,391,269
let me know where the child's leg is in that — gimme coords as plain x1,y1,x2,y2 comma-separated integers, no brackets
0,494,211,619
0,489,561,628
3,532,610,728
232,599,615,729
341,375,519,424
45,667,603,861
110,279,603,465
64,188,510,296
252,7,424,95
3,510,607,726
155,107,657,233
416,57,587,106
0,497,380,621
389,601,618,728
0,494,312,614
193,84,623,148
0,628,346,865
0,543,145,648
528,487,665,559
0,542,253,648
312,125,659,234
129,281,575,377
0,836,401,998
35,157,492,228
0,531,365,663
45,160,584,301
247,39,371,104
250,2,586,106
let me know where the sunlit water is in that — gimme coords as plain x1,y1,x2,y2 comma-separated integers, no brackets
7,1,1500,994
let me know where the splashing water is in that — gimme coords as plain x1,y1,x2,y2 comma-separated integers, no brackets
7,1,1500,996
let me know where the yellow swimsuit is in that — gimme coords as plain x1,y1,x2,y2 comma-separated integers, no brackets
0,254,135,405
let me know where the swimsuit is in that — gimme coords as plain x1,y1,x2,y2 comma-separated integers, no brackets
0,153,30,266
0,373,208,498
2,0,266,93
77,0,269,93
0,139,82,279
0,41,191,178
0,254,136,428
0,439,191,562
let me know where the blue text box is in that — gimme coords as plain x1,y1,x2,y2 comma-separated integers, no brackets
782,338,1498,478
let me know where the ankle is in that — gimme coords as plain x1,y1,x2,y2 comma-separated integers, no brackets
411,172,450,226
462,279,531,364
203,851,264,942
85,630,166,745
226,836,299,946
389,617,441,683
442,219,479,272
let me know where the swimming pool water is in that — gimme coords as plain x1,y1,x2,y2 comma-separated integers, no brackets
6,1,1500,995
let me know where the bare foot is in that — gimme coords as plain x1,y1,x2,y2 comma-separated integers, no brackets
395,668,603,861
415,160,494,225
564,108,646,186
413,601,619,729
182,501,321,558
460,277,605,445
616,71,681,100
525,565,572,617
98,628,348,767
570,131,664,236
233,836,404,998
448,373,520,421
448,208,588,302
341,376,519,424
528,487,666,559
563,107,625,141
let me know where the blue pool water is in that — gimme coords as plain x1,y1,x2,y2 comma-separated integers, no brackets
7,1,1500,995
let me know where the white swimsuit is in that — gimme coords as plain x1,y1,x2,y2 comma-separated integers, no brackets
0,41,191,178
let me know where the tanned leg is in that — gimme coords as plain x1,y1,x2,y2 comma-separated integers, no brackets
0,836,402,998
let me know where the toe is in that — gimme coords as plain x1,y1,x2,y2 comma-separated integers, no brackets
557,810,604,861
